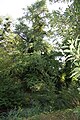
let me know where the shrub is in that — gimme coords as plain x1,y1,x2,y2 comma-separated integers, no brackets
0,76,29,111
53,85,80,110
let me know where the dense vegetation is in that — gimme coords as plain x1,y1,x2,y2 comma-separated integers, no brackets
0,0,80,119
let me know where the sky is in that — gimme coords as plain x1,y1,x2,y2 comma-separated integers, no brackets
0,0,35,19
0,0,69,19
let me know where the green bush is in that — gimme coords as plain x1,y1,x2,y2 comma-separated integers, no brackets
74,106,80,119
0,108,27,120
0,107,42,120
0,76,29,111
0,107,79,120
53,85,80,110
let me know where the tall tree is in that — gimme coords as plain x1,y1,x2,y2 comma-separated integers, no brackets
14,0,63,104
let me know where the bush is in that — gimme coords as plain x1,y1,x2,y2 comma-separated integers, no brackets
73,106,80,119
0,108,27,120
0,76,30,111
53,85,80,110
0,107,42,120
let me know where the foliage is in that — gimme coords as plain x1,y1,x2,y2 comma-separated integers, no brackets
0,107,80,120
13,0,63,110
54,85,80,110
0,1,61,112
49,0,80,86
0,0,80,118
26,109,78,120
63,37,80,78
0,17,29,110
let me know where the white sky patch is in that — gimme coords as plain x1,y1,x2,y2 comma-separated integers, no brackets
0,0,36,19
0,0,71,19
0,0,71,32
46,0,71,12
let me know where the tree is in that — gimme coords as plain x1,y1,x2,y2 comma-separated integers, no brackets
49,0,80,87
13,0,64,109
0,17,28,110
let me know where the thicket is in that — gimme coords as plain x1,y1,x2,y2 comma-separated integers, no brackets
0,0,80,119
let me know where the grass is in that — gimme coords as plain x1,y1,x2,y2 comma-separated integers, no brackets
0,107,80,120
27,109,78,120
